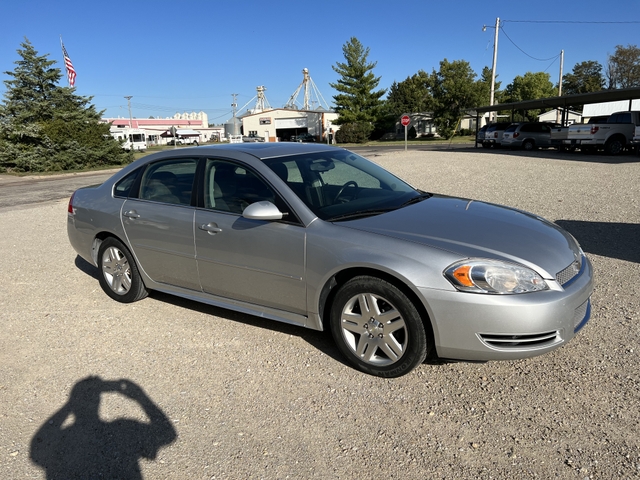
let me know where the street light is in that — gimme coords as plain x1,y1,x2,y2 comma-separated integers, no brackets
482,18,500,123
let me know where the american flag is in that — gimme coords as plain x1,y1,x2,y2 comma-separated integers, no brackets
61,40,76,87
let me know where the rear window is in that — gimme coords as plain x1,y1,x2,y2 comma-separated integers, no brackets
505,125,518,132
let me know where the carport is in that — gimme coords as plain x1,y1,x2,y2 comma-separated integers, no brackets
473,86,640,147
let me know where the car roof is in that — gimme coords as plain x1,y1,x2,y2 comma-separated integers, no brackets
137,142,341,164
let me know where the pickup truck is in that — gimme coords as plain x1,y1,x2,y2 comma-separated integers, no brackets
632,125,640,154
550,116,609,151
563,111,640,155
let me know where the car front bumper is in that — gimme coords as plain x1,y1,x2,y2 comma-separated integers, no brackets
419,256,593,361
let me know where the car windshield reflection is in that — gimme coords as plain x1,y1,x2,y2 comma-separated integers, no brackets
263,151,423,221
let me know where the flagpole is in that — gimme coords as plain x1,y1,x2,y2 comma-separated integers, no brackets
60,35,76,88
59,35,68,87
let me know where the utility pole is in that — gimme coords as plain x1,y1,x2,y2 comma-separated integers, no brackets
124,96,133,128
483,18,500,123
557,50,565,124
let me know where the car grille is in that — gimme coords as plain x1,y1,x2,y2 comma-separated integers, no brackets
573,298,591,333
478,331,560,349
556,257,582,286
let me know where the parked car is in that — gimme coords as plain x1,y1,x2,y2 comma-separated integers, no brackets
67,143,593,377
483,123,513,148
291,133,316,143
167,138,199,146
502,122,556,150
242,134,265,143
475,125,488,146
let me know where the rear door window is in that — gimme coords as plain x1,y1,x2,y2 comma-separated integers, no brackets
139,159,197,205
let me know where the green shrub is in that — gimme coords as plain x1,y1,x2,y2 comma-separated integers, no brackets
335,122,373,143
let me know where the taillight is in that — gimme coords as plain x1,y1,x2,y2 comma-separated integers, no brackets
68,192,75,215
591,126,599,134
494,132,498,138
513,132,519,138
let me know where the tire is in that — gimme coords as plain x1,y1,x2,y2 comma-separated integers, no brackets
97,237,148,303
604,138,624,156
522,140,535,151
329,276,428,378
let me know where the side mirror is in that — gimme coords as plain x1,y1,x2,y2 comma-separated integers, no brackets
242,201,283,221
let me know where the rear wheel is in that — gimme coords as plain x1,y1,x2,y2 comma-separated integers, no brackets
522,140,535,151
605,137,624,155
97,237,148,303
330,276,428,377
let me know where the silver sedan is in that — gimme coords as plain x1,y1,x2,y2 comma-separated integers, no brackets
67,143,593,377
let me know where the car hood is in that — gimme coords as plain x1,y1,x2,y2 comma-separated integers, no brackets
342,195,581,278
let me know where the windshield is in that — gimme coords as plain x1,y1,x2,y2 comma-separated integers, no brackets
263,150,423,221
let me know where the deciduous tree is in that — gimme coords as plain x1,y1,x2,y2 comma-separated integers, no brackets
503,72,555,121
606,44,640,89
563,60,605,95
430,59,482,138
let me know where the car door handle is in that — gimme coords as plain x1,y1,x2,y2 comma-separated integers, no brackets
199,223,222,234
123,210,140,219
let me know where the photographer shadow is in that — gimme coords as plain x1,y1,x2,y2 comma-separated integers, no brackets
30,376,176,480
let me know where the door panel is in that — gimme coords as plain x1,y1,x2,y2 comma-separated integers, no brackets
194,158,306,314
122,201,199,290
195,210,306,314
120,158,199,290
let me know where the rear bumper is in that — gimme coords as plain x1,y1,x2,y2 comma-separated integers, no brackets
563,138,603,146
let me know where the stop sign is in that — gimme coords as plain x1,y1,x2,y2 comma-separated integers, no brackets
401,115,411,126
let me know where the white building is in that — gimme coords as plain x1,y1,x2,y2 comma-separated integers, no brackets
582,100,640,121
240,108,339,142
101,111,225,145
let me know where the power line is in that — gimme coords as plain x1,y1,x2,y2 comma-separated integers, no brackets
503,20,640,24
500,25,562,62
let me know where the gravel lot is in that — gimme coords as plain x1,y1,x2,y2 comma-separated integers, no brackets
1,149,639,479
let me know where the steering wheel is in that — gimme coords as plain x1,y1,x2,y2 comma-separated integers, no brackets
333,181,359,203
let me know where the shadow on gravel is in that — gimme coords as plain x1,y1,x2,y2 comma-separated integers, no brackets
75,255,99,280
30,376,176,479
151,291,351,367
73,257,447,370
470,147,640,164
556,220,640,263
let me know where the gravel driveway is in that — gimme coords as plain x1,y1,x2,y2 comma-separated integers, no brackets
1,149,639,479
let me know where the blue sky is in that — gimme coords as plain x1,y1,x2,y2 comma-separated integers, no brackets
1,0,639,124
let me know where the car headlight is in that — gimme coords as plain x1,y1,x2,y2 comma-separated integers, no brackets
444,259,549,294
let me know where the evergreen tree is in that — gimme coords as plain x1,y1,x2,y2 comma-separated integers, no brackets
330,37,386,140
385,70,432,118
476,66,502,107
0,38,131,173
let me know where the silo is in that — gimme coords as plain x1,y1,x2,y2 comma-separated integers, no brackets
224,116,241,138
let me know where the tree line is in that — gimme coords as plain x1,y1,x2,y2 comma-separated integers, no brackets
1,38,639,172
331,37,640,142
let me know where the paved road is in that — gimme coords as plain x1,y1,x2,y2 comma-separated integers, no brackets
0,171,117,210
2,148,639,479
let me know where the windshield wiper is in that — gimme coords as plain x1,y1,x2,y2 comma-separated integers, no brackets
327,208,396,222
401,192,432,207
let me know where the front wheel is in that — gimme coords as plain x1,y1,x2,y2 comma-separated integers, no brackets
330,276,428,377
97,237,148,303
